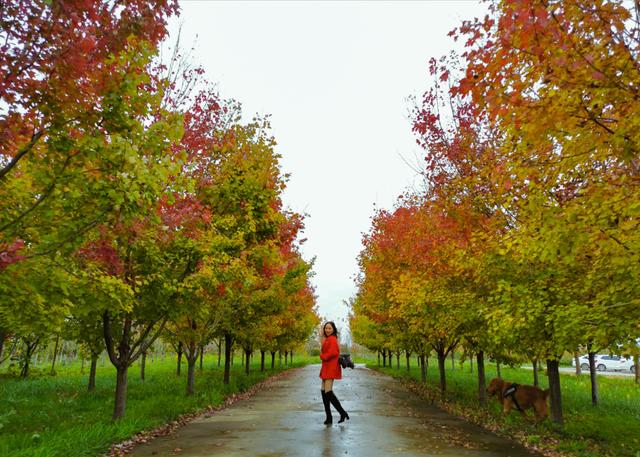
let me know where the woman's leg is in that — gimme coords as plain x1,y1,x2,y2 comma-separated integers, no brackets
323,379,334,392
321,379,333,424
325,380,349,423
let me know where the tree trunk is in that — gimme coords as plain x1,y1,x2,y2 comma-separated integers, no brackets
405,351,411,372
103,312,166,421
199,345,204,371
88,354,98,392
20,338,39,378
496,361,501,378
635,355,639,384
0,338,18,363
389,349,393,367
140,351,146,382
546,359,563,425
284,350,288,366
437,351,447,395
532,358,539,387
395,350,400,369
0,333,17,365
113,365,128,420
470,355,473,373
382,350,386,367
260,350,265,372
574,352,582,376
588,351,599,406
477,351,487,406
176,342,183,376
0,328,5,361
50,335,60,376
290,350,294,364
271,351,276,369
223,333,233,385
419,354,427,384
245,348,251,375
20,357,29,377
217,337,222,367
187,355,196,395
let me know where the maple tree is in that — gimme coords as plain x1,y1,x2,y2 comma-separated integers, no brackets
0,0,319,429
1,0,184,394
353,198,481,394
257,236,318,370
64,288,106,392
0,257,71,377
352,1,640,426
159,83,317,391
0,0,180,266
410,53,512,400
449,0,640,423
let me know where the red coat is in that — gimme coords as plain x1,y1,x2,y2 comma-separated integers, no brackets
319,335,342,380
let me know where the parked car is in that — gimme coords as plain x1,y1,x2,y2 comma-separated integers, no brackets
594,355,634,372
571,354,608,370
572,355,590,370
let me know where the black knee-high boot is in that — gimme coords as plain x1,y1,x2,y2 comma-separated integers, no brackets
321,390,332,424
326,390,349,423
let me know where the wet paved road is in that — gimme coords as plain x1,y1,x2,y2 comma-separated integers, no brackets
131,364,539,457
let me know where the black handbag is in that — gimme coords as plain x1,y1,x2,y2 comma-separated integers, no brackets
338,353,355,369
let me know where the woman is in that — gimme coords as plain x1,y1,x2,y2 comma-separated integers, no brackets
319,321,349,425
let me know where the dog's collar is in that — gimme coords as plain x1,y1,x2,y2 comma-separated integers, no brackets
502,383,519,398
502,383,524,412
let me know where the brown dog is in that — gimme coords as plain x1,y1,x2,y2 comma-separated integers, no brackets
486,377,550,421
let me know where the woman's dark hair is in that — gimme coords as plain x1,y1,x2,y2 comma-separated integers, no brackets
323,321,338,338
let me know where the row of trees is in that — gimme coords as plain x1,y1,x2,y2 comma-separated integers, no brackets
350,0,640,425
0,0,318,420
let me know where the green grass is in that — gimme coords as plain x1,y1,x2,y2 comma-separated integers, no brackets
368,357,640,457
0,354,314,457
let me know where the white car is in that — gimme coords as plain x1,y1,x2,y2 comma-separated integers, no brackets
594,355,635,372
571,354,608,370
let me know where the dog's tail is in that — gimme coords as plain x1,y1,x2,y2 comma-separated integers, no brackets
543,388,550,399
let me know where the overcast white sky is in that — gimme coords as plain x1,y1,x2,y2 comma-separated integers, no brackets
167,1,487,334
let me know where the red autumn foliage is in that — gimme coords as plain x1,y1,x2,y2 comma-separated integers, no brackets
451,0,640,170
0,239,25,270
77,233,124,277
0,0,179,176
179,89,224,165
157,194,212,240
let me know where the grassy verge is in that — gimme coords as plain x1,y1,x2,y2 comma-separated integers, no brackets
367,358,640,457
0,354,314,457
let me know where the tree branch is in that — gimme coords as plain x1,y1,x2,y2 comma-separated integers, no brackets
131,317,167,362
102,311,121,368
0,130,44,180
